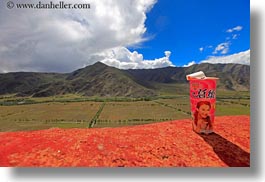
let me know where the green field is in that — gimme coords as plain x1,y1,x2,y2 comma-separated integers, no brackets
0,102,101,132
0,92,250,132
95,101,189,128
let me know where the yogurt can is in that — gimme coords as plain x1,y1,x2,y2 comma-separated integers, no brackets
186,71,218,134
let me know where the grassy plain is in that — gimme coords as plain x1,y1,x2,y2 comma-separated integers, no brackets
95,101,188,128
0,91,250,132
0,102,101,132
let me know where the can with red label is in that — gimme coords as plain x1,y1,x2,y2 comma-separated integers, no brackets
186,71,218,134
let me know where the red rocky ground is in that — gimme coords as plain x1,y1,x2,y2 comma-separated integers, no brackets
0,115,250,167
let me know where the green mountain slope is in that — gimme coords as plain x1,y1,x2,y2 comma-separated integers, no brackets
0,62,250,97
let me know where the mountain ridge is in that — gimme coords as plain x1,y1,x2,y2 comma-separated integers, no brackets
0,62,250,97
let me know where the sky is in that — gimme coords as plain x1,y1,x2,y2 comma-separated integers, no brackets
0,0,250,73
137,0,250,67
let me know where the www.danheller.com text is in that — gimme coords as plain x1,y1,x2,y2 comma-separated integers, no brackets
6,1,91,9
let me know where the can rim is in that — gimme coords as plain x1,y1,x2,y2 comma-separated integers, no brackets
188,77,219,80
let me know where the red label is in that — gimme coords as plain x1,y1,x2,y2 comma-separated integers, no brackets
189,79,217,134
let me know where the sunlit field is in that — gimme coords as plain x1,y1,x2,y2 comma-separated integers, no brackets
0,92,250,132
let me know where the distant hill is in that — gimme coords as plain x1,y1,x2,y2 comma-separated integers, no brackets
126,63,250,91
0,62,250,97
0,72,66,96
0,62,155,97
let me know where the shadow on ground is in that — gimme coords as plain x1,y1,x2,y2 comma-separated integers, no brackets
199,132,250,167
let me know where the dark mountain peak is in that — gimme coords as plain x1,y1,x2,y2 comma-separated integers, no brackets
0,63,250,97
92,61,108,67
81,61,110,72
81,61,109,69
67,61,113,80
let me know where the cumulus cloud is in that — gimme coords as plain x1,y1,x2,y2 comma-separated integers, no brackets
183,61,196,67
226,26,243,33
0,0,160,73
200,49,250,65
99,47,174,69
199,47,204,52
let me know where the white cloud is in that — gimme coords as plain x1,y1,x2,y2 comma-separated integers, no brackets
183,61,196,67
164,51,171,58
0,0,158,73
198,45,213,53
224,26,242,44
99,47,174,69
226,26,243,33
232,34,239,39
213,42,230,55
210,25,244,56
200,49,250,65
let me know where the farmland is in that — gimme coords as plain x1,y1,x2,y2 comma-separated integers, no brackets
0,102,101,131
0,92,250,132
95,101,189,128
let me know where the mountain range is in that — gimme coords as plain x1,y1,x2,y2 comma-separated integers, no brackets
0,62,250,97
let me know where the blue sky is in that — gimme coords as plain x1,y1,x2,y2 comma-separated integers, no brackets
131,0,250,66
0,0,250,73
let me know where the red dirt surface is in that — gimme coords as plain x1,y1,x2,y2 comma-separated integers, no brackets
0,115,250,167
